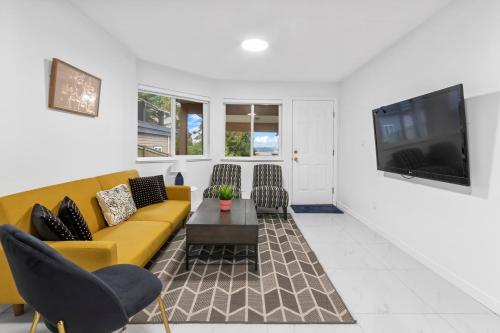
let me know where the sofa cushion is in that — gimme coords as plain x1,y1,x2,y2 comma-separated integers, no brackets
154,175,168,200
92,220,172,266
31,204,75,241
0,177,105,234
96,185,137,226
128,200,190,228
128,176,164,208
58,196,93,241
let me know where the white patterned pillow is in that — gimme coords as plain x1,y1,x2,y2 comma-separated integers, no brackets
96,184,137,226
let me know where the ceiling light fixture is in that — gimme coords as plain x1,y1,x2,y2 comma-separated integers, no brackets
241,38,268,52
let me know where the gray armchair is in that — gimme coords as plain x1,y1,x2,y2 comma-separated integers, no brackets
251,164,289,218
203,163,242,199
0,224,170,333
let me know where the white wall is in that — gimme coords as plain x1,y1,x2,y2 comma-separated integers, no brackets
337,0,500,313
0,0,137,196
136,60,338,206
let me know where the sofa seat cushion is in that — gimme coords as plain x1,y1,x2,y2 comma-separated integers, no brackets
128,200,190,228
251,186,289,208
93,264,161,317
92,220,172,266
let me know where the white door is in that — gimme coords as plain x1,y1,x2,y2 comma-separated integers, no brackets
292,100,334,204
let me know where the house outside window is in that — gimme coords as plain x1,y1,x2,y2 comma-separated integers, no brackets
225,103,281,158
137,89,208,159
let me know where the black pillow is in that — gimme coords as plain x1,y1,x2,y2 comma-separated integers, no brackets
129,176,164,208
31,204,75,241
58,196,93,241
153,174,168,200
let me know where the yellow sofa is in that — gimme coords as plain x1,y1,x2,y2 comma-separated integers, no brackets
0,170,190,315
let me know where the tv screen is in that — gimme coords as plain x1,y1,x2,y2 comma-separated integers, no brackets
372,84,470,186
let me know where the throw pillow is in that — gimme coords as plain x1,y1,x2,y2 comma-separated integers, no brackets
129,176,164,208
153,174,168,200
96,184,137,226
58,196,93,241
31,204,76,241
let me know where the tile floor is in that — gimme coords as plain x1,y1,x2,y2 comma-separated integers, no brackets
1,212,498,332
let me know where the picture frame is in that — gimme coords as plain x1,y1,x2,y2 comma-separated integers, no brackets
48,58,101,117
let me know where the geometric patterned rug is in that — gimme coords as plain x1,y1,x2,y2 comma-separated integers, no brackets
131,213,355,324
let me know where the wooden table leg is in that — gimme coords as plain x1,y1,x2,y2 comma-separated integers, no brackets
254,244,259,271
185,243,189,270
13,304,24,316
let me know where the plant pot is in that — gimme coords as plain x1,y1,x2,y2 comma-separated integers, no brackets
219,199,232,211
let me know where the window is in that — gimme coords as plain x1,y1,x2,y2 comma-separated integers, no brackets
138,92,172,158
225,103,280,157
137,90,207,159
176,99,204,155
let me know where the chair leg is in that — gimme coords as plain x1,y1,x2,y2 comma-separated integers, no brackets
283,206,287,219
13,304,24,316
29,311,40,333
158,297,171,333
57,321,66,333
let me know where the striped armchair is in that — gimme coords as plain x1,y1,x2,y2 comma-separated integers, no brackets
203,164,242,199
250,164,289,218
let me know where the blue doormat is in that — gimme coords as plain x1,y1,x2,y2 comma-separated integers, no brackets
291,204,344,214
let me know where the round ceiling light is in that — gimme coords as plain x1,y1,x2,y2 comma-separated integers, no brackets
241,38,269,52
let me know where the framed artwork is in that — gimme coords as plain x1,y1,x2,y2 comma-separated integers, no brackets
48,58,101,117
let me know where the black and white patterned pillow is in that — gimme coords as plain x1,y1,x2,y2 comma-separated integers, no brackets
31,204,75,241
153,175,168,200
58,196,93,241
129,176,165,208
96,184,137,226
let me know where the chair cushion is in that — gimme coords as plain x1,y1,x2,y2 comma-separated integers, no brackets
58,196,93,241
96,184,137,226
253,164,283,187
251,186,289,208
31,204,76,241
92,220,172,266
203,185,242,199
128,200,190,228
93,264,161,317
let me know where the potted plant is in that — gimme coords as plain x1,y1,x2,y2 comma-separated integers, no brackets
218,185,234,211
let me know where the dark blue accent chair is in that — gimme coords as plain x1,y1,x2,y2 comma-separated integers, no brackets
0,224,170,333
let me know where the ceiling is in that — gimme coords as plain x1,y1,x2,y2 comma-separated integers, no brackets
71,0,452,82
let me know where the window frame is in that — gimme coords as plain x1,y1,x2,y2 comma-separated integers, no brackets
137,85,210,162
223,99,283,161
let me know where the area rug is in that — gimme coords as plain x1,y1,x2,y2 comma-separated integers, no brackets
131,213,354,324
291,204,344,214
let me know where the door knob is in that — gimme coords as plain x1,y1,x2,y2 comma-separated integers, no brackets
293,157,298,162
293,150,298,154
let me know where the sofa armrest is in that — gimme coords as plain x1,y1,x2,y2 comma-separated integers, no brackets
0,247,24,304
47,241,118,272
166,185,191,202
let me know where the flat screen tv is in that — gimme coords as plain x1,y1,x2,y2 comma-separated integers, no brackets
372,84,470,186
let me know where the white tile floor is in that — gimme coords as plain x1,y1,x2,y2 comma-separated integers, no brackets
1,212,499,333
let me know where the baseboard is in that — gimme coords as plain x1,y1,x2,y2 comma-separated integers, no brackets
337,200,500,315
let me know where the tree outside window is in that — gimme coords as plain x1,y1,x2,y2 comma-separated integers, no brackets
137,90,207,158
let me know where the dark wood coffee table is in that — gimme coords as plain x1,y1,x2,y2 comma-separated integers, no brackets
185,198,258,271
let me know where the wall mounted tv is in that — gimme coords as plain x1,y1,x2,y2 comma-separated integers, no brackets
372,84,470,186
